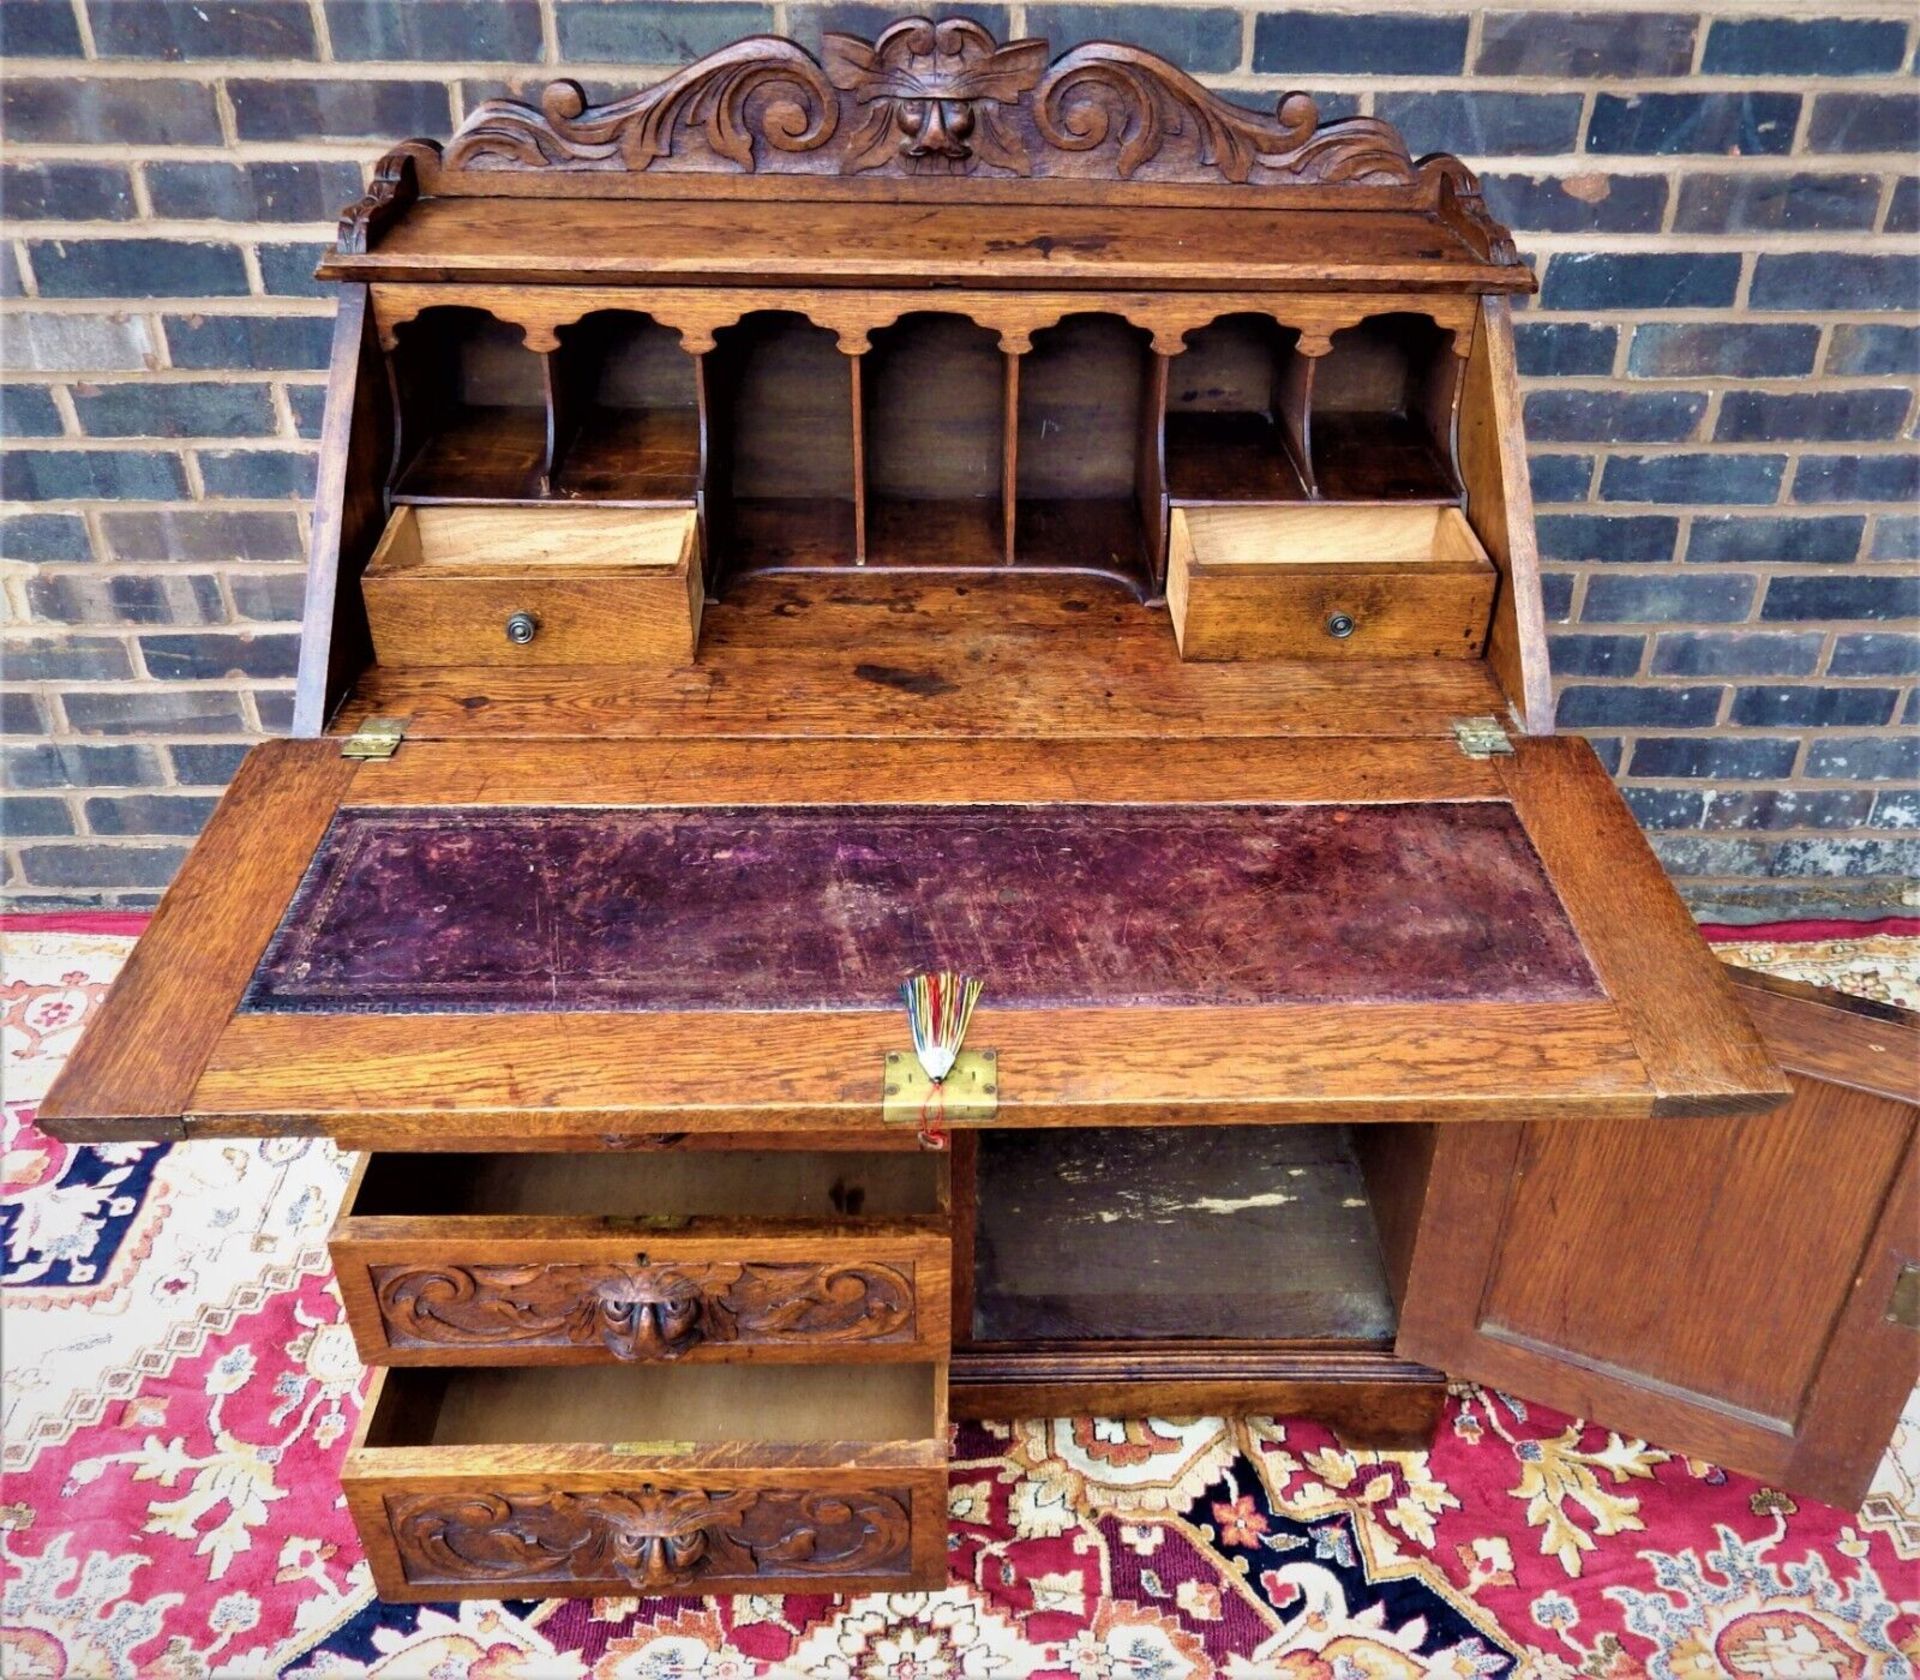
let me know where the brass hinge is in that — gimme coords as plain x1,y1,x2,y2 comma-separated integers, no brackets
340,715,408,760
1452,715,1515,759
1889,1261,1920,1331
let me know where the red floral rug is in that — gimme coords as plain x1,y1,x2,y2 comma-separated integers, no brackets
3,914,1916,1677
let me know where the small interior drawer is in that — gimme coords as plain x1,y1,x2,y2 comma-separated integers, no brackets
361,503,703,666
332,1150,950,1367
345,1362,948,1601
1167,503,1495,661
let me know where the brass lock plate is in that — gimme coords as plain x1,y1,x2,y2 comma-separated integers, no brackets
882,1048,999,1125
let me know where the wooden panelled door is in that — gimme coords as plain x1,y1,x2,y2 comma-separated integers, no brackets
1397,968,1920,1508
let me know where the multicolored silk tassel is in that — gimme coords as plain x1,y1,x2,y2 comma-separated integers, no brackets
901,971,983,1084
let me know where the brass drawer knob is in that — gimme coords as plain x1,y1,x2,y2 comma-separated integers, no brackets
504,610,539,645
1325,611,1357,639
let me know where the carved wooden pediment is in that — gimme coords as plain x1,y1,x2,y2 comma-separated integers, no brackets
336,15,1517,265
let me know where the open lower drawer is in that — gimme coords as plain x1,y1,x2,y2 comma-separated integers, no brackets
345,1362,948,1600
36,733,1785,1145
333,1150,949,1365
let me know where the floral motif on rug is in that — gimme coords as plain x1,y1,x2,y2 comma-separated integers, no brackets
3,921,1917,1677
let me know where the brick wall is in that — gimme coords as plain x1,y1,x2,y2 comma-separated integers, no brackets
3,0,1916,920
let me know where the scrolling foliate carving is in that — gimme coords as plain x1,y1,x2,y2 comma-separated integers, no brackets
370,1259,917,1359
332,14,1518,265
388,1484,915,1592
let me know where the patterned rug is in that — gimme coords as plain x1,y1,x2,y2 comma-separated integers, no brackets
3,915,1917,1678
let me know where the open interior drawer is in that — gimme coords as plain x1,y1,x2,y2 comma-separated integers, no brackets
37,733,1785,1147
333,1149,949,1365
345,1362,948,1600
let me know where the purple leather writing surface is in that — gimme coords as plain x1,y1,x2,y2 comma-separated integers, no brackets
242,802,1600,1014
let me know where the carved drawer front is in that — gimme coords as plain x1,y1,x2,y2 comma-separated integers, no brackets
345,1364,948,1601
332,1150,950,1367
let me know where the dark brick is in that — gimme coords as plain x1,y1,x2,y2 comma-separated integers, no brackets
1254,10,1465,74
5,743,164,788
90,0,316,58
1599,453,1784,506
1826,325,1920,378
1583,572,1755,623
71,381,277,439
1703,17,1908,76
3,385,64,437
1514,322,1616,378
1586,92,1797,158
197,450,318,499
1761,574,1920,622
30,238,250,299
2,692,49,735
1584,737,1624,774
15,844,191,890
1702,789,1871,831
1528,453,1593,503
1888,177,1920,237
255,244,331,297
1475,10,1694,77
6,634,133,681
1651,631,1822,677
26,572,225,626
145,160,366,223
0,246,21,299
1831,632,1920,677
328,0,544,60
1,450,188,501
229,572,308,621
1718,391,1911,445
1794,455,1920,505
1481,173,1666,234
1770,837,1920,879
1227,87,1365,121
164,313,335,371
1872,790,1920,827
784,5,1009,53
1674,173,1881,235
7,312,159,373
1,163,136,221
1752,255,1920,313
1731,685,1900,727
1687,515,1864,565
6,798,77,838
140,631,301,680
1,78,225,144
1871,518,1919,561
1804,736,1920,781
1541,571,1575,622
1627,323,1820,380
99,509,303,562
1,513,92,561
1374,92,1582,157
1630,736,1798,780
1622,787,1706,830
1537,514,1677,563
1541,251,1741,312
1035,5,1241,73
84,795,218,836
228,79,451,140
1558,684,1722,729
554,2,775,62
1547,633,1644,677
63,689,248,734
1,1,86,54
288,385,329,438
170,744,253,784
1807,93,1920,155
255,691,295,733
1524,389,1705,444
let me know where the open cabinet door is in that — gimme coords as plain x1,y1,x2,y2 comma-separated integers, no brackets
1396,969,1919,1508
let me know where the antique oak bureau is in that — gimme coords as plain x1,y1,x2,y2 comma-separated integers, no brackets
43,15,1913,1606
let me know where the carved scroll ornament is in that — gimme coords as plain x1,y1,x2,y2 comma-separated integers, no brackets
389,1484,915,1591
335,15,1517,264
370,1258,917,1359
